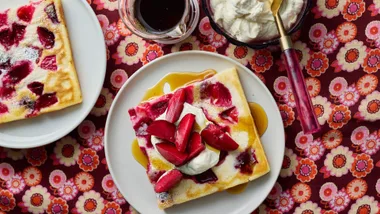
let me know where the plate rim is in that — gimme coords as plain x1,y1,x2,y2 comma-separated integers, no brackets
105,50,284,214
0,0,106,149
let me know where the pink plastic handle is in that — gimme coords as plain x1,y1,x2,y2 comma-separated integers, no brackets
282,48,321,134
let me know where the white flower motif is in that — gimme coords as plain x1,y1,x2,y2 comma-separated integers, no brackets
113,35,146,65
225,44,254,66
22,185,51,214
54,136,81,167
58,179,78,201
280,148,298,177
317,0,346,18
329,190,350,212
336,40,367,72
4,148,25,160
329,77,348,96
348,195,379,214
350,126,369,145
324,146,354,177
319,182,338,201
76,190,105,214
294,201,321,214
49,170,67,189
91,88,113,116
102,174,117,193
358,90,380,121
87,129,104,151
338,85,360,106
312,96,332,125
294,41,311,67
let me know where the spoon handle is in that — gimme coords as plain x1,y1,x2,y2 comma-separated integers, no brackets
282,48,321,134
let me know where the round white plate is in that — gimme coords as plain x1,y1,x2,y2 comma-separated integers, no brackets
105,51,285,214
0,0,106,148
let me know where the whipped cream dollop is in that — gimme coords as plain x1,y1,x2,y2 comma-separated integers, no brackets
151,103,220,175
210,0,304,42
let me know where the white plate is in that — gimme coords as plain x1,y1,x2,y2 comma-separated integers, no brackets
0,0,106,148
105,51,285,214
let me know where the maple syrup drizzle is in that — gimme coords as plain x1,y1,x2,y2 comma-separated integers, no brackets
226,183,248,194
131,70,269,195
248,102,268,137
141,70,217,101
132,139,148,169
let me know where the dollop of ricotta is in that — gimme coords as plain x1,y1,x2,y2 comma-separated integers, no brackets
151,103,219,175
210,0,304,42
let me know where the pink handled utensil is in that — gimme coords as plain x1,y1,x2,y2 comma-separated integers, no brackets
271,0,321,134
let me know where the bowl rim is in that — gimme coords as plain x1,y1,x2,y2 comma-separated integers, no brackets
201,0,312,49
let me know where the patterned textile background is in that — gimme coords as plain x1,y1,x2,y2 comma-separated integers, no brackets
1,0,380,213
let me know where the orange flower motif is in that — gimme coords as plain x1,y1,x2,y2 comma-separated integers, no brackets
26,147,47,166
22,166,42,186
78,148,99,172
306,77,321,97
346,178,367,199
141,44,164,65
102,202,122,214
74,172,95,192
322,129,343,149
278,104,295,127
0,190,15,211
294,158,317,182
327,105,351,129
306,52,329,77
356,74,378,96
116,19,132,37
350,153,374,178
250,49,273,73
291,183,311,203
47,197,69,214
323,211,338,214
336,22,357,43
342,0,365,21
362,49,380,74
200,44,216,52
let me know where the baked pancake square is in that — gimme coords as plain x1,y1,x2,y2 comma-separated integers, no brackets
128,68,270,209
0,0,82,124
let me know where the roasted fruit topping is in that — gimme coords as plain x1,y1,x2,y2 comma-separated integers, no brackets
220,106,238,123
132,117,152,136
45,4,59,24
187,132,205,161
0,102,8,114
235,149,255,174
37,27,55,49
194,169,218,184
156,142,188,166
154,169,183,193
0,23,26,50
4,61,32,84
201,124,239,151
147,120,175,143
27,82,44,95
148,94,172,119
17,5,35,23
200,82,232,107
35,92,58,110
166,89,186,123
175,114,195,152
40,55,57,71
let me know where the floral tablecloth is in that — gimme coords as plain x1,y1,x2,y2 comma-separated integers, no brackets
1,0,380,213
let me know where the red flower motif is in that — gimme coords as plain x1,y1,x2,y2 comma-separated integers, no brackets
350,153,374,178
342,0,365,21
306,52,329,77
77,149,99,172
327,105,351,129
26,147,47,166
294,158,318,182
362,49,380,73
250,49,273,73
200,44,216,52
47,197,69,214
141,44,164,65
278,104,295,127
0,190,15,211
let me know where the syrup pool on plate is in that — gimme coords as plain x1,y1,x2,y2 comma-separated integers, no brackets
131,70,269,194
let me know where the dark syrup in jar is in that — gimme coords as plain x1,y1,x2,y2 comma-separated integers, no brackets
134,0,185,32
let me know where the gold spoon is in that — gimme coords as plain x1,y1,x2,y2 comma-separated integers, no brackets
271,0,321,134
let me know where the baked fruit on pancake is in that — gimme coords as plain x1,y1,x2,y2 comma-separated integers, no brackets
0,0,82,124
128,67,270,209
